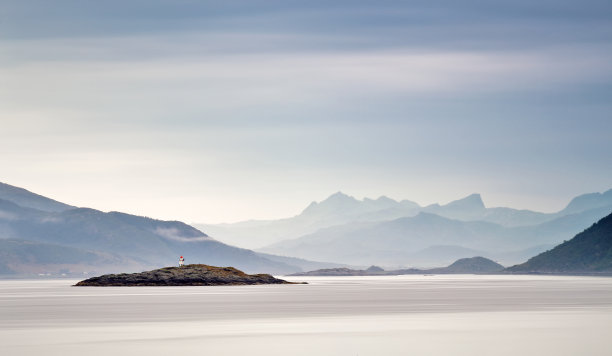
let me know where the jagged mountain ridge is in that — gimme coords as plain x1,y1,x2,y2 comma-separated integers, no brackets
198,192,422,249
260,205,612,267
198,190,612,250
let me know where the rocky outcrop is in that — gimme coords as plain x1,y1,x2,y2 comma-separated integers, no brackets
75,264,300,286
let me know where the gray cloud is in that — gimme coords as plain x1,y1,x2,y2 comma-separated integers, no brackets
1,1,611,223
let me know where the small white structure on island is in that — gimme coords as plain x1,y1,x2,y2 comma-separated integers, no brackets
179,256,185,267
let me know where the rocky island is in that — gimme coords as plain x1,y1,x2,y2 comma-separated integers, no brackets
75,264,300,286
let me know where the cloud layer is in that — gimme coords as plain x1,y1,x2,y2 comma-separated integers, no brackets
1,1,611,222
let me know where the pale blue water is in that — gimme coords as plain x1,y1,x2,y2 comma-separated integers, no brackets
1,275,611,355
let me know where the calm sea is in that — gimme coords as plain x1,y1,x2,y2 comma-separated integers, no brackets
1,275,611,355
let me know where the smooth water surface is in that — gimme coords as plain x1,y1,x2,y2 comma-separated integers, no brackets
1,275,611,355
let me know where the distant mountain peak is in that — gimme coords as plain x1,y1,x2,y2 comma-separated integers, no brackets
300,191,359,215
376,195,396,203
328,191,355,200
419,193,486,221
304,201,318,210
446,193,485,209
561,189,612,215
362,195,400,209
400,199,420,208
319,191,360,206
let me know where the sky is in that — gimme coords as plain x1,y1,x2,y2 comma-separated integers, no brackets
1,0,611,223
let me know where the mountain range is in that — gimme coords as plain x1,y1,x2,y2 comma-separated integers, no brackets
0,182,340,276
2,181,611,276
198,190,612,267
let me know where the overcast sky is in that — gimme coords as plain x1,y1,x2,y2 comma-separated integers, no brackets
1,0,611,223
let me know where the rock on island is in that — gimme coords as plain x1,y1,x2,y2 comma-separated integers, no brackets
75,264,299,286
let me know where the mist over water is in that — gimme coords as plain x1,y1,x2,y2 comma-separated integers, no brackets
1,275,611,356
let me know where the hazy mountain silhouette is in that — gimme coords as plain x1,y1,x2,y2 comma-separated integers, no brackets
557,190,612,216
260,205,612,267
197,192,421,249
260,213,504,266
507,212,612,273
3,181,610,274
199,190,612,250
422,193,486,220
0,182,306,275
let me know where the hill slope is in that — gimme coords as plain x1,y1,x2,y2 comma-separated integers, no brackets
0,239,142,276
507,212,612,273
0,183,300,275
0,182,74,212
